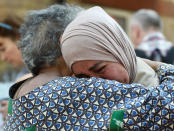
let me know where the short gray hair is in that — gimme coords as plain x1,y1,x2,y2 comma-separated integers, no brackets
130,9,162,31
19,4,84,75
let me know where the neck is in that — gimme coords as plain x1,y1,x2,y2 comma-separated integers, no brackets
39,66,61,76
143,28,161,37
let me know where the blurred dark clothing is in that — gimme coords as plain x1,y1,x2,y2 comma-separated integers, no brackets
135,50,149,59
165,46,174,64
135,47,174,64
135,32,174,64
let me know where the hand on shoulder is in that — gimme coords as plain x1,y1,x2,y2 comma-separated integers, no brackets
141,57,164,71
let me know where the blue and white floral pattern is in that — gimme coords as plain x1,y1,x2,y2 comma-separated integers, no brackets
4,64,174,131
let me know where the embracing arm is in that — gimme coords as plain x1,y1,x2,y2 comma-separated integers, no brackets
4,63,174,130
142,58,163,71
107,63,174,130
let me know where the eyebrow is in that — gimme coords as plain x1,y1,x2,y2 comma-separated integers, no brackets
89,61,104,72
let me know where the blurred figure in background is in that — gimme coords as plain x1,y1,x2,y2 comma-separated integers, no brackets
0,16,28,80
0,16,28,122
130,9,174,64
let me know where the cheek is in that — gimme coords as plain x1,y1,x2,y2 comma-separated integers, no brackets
101,70,121,80
101,66,129,83
9,46,19,56
4,45,13,54
72,63,89,75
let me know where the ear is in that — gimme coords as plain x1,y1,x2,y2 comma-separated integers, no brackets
134,26,141,39
130,25,140,47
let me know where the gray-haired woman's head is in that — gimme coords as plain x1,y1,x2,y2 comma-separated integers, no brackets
19,4,84,75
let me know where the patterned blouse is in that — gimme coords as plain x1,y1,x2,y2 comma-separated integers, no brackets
4,64,174,131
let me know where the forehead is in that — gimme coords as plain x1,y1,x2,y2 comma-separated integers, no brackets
72,60,97,68
72,60,99,71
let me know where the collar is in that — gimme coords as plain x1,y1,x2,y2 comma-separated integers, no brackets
137,32,172,57
142,32,165,43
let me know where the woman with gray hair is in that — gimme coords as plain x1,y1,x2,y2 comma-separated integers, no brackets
19,4,83,76
4,4,84,130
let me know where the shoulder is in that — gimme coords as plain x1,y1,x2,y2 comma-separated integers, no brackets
9,73,33,99
165,46,174,64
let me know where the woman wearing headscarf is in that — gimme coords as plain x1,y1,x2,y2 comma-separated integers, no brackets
61,6,158,87
61,7,174,130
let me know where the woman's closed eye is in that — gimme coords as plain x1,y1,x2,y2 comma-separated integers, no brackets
89,61,106,74
93,65,106,73
75,74,90,78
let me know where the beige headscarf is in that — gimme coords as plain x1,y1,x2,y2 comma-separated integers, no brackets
61,6,159,86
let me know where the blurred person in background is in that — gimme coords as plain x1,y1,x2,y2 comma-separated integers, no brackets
0,16,28,79
130,9,174,64
0,16,28,122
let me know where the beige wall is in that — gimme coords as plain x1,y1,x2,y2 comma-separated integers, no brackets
0,0,57,19
162,16,174,44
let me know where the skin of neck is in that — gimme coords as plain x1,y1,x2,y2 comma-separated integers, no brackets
143,27,161,37
14,57,71,98
39,66,61,76
38,56,72,77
